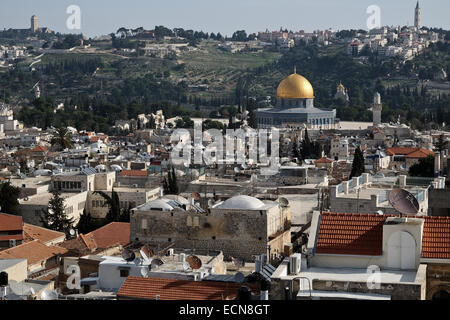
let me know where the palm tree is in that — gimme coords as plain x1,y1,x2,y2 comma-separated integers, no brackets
51,127,73,151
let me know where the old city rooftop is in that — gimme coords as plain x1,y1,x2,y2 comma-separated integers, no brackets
316,212,450,259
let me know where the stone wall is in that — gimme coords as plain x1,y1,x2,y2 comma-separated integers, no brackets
425,263,450,300
131,206,291,261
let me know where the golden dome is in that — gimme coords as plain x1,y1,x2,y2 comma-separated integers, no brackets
277,70,314,99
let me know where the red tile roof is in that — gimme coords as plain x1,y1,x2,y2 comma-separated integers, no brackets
386,147,434,158
315,157,333,164
0,213,23,232
88,222,130,249
31,145,48,152
316,213,385,256
422,216,450,259
316,212,450,259
117,276,257,300
120,170,148,177
0,240,67,265
23,224,65,245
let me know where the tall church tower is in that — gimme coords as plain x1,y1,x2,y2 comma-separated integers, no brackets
414,1,421,29
373,92,382,126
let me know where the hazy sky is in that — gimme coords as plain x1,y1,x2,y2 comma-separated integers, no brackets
0,0,448,38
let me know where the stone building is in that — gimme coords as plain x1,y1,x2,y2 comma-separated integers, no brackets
130,195,291,261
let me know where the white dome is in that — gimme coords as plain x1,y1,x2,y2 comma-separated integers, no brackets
217,195,265,210
139,199,175,211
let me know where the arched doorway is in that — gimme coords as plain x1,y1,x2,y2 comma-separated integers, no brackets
387,231,416,269
432,290,450,300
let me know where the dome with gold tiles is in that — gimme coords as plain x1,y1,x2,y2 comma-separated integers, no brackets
276,69,314,99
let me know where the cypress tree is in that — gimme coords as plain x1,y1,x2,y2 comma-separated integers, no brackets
41,189,74,234
350,146,365,179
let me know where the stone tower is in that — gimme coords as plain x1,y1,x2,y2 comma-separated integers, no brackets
31,15,38,33
414,1,421,29
373,92,382,126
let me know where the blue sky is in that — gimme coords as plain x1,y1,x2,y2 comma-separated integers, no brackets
0,0,448,38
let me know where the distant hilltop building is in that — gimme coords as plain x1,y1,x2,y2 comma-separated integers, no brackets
334,82,349,104
256,67,336,129
31,15,38,33
414,1,421,29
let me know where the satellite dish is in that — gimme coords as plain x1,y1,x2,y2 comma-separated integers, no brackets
241,163,248,170
234,167,241,174
279,197,290,207
41,289,58,300
69,229,75,236
186,255,202,270
151,258,164,269
122,249,136,262
140,244,154,261
388,189,420,215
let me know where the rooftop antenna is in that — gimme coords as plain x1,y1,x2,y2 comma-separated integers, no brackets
294,65,297,74
388,188,420,216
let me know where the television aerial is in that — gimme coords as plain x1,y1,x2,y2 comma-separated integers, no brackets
186,255,202,270
388,188,420,216
122,249,136,263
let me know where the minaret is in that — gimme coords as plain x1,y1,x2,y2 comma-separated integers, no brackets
414,1,421,29
373,92,382,126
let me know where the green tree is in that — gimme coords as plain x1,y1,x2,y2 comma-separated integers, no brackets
165,167,179,195
76,209,94,234
409,155,435,177
292,139,300,160
350,146,365,178
434,134,447,153
94,189,121,222
51,127,73,151
0,182,22,215
41,189,74,234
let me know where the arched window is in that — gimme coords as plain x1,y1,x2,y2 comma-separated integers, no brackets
387,231,416,269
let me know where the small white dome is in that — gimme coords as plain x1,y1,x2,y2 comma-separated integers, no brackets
217,195,265,210
139,199,174,211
